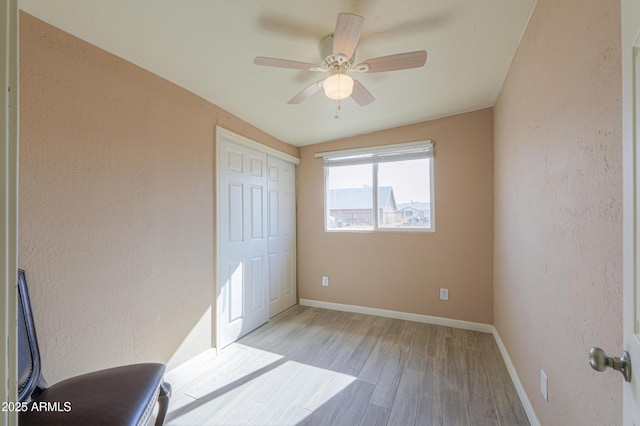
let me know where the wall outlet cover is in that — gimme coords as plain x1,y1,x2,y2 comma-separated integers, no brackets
439,288,448,300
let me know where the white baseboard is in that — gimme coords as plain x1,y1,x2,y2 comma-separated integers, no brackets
298,298,539,426
299,298,494,333
491,329,540,426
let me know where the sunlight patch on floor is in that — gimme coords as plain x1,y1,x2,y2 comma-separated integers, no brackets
164,343,356,425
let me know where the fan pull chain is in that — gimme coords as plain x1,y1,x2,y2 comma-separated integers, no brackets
334,74,342,119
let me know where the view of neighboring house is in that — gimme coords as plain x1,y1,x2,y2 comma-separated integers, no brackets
328,186,396,228
397,201,431,226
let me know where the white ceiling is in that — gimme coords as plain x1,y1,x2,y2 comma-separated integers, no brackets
19,0,536,147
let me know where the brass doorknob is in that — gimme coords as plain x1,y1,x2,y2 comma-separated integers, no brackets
589,347,632,382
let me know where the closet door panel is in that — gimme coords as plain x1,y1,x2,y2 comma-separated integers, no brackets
217,139,269,348
267,157,297,317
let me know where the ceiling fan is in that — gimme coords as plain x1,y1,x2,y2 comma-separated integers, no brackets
253,13,427,106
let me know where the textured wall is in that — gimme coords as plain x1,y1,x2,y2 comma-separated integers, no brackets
19,12,297,384
298,109,494,324
493,0,622,423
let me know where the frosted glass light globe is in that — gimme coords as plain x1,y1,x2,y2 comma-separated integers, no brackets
323,73,354,100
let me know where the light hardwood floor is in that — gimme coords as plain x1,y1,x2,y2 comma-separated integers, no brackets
163,306,529,426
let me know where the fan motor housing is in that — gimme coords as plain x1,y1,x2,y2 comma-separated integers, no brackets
320,34,355,69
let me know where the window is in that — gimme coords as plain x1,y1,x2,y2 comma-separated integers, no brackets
318,141,434,232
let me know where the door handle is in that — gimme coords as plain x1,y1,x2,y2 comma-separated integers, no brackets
589,347,632,382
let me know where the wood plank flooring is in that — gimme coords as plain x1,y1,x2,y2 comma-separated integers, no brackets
163,306,529,426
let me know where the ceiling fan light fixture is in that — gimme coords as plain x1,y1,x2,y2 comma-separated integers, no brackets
323,73,354,100
254,13,427,106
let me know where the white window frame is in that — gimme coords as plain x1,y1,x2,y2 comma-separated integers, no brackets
317,141,435,233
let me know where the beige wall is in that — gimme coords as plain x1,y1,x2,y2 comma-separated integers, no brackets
298,109,494,324
18,13,298,384
493,0,622,424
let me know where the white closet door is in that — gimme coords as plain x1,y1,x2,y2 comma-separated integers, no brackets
217,139,269,349
267,157,297,317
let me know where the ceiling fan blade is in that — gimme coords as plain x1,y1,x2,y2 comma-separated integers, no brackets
254,56,320,71
333,13,365,60
356,50,427,73
288,80,324,104
351,79,375,106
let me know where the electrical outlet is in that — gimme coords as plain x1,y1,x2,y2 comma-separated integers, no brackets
541,369,548,401
439,288,448,300
322,276,329,287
